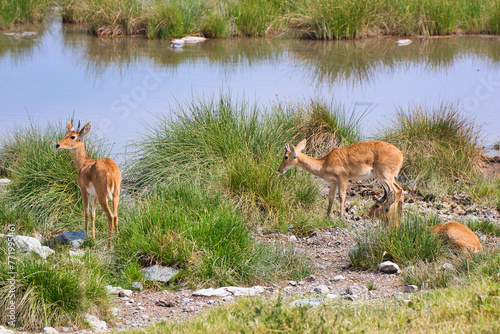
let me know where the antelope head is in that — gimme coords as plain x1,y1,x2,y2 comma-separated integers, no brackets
278,139,306,174
363,181,396,221
56,121,91,151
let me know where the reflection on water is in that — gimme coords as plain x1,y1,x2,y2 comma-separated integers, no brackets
1,16,500,160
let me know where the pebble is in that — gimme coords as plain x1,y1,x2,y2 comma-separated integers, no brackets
314,285,330,294
331,275,346,282
404,285,419,293
42,327,59,334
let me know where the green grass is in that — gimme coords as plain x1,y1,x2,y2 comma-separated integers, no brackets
115,182,313,286
0,120,111,236
378,102,484,196
0,0,52,28
349,214,447,270
0,243,111,331
59,0,500,39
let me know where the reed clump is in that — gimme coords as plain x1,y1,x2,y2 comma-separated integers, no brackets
0,0,52,28
60,0,500,39
378,102,484,195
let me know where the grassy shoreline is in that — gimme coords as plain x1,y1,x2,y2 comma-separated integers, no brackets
58,0,500,39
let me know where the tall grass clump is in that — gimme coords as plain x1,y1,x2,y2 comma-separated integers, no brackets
288,0,377,39
349,214,446,269
0,246,110,331
0,0,52,28
61,0,146,36
379,102,483,195
0,121,110,234
130,94,364,231
115,182,313,286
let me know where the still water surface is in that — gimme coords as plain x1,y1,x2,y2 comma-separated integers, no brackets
1,17,500,160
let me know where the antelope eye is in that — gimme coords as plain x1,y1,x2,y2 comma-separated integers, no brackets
70,135,76,140
375,204,380,209
284,156,288,160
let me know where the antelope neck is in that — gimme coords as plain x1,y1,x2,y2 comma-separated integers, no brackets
296,151,325,178
71,144,91,171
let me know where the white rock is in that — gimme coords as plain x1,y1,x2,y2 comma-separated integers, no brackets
378,261,401,274
314,285,329,294
119,289,133,297
192,287,231,297
404,285,418,293
142,265,179,283
325,293,340,299
105,285,123,295
288,235,297,242
0,179,11,185
132,281,144,291
396,39,412,46
43,327,59,334
192,286,264,297
1,235,54,259
0,326,14,334
181,36,206,43
346,284,369,295
85,314,107,331
331,275,346,282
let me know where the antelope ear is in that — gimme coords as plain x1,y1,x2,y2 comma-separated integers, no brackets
284,143,290,152
67,121,73,131
386,191,396,205
295,139,307,152
78,122,92,140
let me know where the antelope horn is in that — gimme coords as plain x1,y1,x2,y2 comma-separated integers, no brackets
379,181,390,203
76,120,81,133
70,118,75,131
284,143,290,152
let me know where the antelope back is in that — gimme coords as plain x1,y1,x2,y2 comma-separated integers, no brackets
429,221,483,253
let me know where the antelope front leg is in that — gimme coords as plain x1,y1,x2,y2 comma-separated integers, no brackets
337,179,348,218
91,196,97,239
327,182,338,216
82,191,90,237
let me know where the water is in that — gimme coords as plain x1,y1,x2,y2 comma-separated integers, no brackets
1,17,500,161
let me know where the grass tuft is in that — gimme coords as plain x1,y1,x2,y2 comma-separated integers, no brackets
378,102,484,196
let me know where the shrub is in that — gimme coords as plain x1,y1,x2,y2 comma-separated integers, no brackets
349,214,446,269
0,246,110,331
115,182,313,286
378,102,483,195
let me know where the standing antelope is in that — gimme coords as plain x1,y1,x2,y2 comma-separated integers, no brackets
56,121,121,248
429,221,483,253
363,181,404,227
278,139,403,218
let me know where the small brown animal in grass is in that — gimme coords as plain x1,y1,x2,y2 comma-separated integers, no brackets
429,221,483,253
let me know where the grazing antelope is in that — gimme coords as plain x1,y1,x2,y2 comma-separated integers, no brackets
363,181,404,227
278,139,403,218
56,121,121,248
429,221,483,253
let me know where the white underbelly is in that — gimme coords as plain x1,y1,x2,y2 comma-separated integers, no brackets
86,182,97,197
351,168,375,180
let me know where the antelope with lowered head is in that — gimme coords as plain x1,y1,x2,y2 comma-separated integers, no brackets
363,180,404,227
56,121,121,248
278,139,403,218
